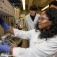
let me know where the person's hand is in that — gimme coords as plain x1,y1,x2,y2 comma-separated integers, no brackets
0,17,10,30
0,41,11,53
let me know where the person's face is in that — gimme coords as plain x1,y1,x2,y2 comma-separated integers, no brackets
50,5,57,9
38,11,52,30
30,10,36,16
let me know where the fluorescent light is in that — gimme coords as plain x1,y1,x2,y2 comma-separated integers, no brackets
41,5,49,11
22,0,25,10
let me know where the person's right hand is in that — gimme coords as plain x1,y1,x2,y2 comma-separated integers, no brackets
0,41,11,53
0,17,10,30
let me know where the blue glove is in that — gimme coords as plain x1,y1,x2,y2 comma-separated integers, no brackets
0,42,11,53
0,17,10,30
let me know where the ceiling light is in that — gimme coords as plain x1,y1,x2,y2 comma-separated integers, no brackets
22,0,25,10
41,5,49,11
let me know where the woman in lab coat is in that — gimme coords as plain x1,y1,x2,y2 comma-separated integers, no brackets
24,4,40,30
0,8,57,57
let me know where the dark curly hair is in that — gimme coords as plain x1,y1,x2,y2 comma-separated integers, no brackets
30,4,37,11
49,1,57,7
35,8,57,39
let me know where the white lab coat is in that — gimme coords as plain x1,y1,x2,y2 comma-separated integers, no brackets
24,13,40,30
12,28,57,57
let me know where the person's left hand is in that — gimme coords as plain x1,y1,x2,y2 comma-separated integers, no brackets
0,17,10,31
0,41,11,53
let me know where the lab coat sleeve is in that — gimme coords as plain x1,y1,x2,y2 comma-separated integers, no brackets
13,47,30,57
13,28,33,39
13,47,41,57
13,37,57,57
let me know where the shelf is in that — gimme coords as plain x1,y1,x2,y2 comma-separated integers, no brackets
0,0,14,16
0,8,14,16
